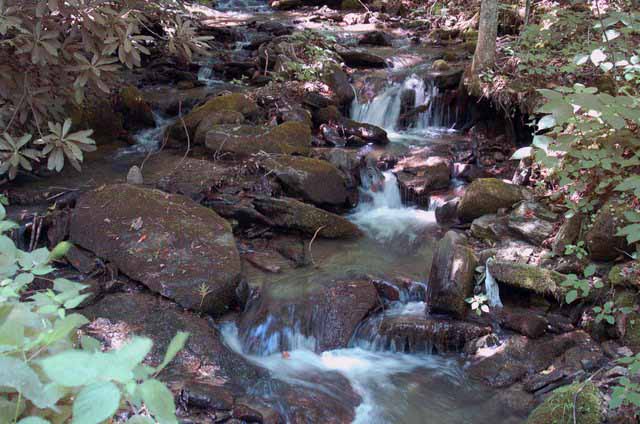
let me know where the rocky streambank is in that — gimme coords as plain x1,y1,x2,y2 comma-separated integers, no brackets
3,1,640,423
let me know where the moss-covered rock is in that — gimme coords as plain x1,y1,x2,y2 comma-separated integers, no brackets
552,213,583,256
252,196,362,239
432,59,450,71
487,260,566,299
194,110,245,145
167,93,259,146
614,290,640,353
609,262,640,288
204,121,311,157
457,178,528,222
585,197,633,261
262,155,353,209
118,85,155,131
526,382,603,424
71,98,124,143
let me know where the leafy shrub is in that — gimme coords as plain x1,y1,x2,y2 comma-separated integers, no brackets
0,196,188,423
0,0,212,179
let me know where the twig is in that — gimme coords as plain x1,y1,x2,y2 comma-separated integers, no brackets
170,100,191,175
307,225,325,267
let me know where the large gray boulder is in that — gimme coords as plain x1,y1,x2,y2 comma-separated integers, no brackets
457,178,528,222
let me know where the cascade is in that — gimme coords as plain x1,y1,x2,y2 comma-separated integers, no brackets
484,258,503,308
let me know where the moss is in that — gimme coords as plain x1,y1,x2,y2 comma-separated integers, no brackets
614,290,640,353
267,121,312,154
457,178,527,222
441,51,458,62
204,122,311,157
526,382,602,424
488,260,566,299
432,59,450,71
608,262,640,288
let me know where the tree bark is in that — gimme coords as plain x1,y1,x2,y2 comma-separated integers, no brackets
471,0,499,74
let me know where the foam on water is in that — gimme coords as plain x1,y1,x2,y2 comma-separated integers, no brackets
350,171,435,242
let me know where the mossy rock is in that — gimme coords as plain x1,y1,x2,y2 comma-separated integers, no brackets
614,290,640,353
432,59,450,71
526,382,603,424
167,93,259,146
118,85,155,131
463,40,477,54
487,260,566,300
608,262,640,288
457,178,528,222
441,51,458,62
71,98,125,143
204,121,311,157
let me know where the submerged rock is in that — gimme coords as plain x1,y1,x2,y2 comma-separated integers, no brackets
428,231,477,317
70,184,241,315
457,178,528,222
526,382,603,424
205,121,312,157
252,196,362,239
239,278,379,353
262,155,353,209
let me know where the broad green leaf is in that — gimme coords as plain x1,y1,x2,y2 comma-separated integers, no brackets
155,331,189,374
0,357,62,408
565,289,578,304
126,416,154,424
49,241,72,261
590,49,606,66
510,147,531,160
113,337,153,370
584,264,597,277
45,313,89,345
80,335,102,352
72,381,121,424
39,350,97,387
603,29,620,41
139,379,178,424
537,115,556,131
18,418,51,424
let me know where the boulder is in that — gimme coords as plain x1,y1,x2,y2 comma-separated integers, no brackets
470,214,510,242
118,85,155,131
435,198,459,224
252,196,362,239
526,382,603,424
262,155,353,209
507,201,557,246
500,308,548,338
457,178,528,222
70,184,241,315
239,278,379,352
428,231,477,317
394,156,451,206
167,93,259,146
468,331,594,388
205,121,312,158
193,110,245,145
338,118,389,145
552,213,583,256
358,31,393,46
338,50,387,68
487,260,566,300
322,64,355,106
585,197,633,261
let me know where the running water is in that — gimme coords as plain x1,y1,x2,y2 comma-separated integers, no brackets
484,258,503,308
350,74,459,138
114,112,173,158
350,170,436,242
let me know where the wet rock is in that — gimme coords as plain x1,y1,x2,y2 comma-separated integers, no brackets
470,214,510,242
613,290,640,353
435,198,459,224
487,260,566,300
338,50,387,68
70,184,241,315
608,261,640,288
428,231,477,317
372,315,491,353
277,107,313,129
252,196,361,239
457,178,528,222
167,93,260,147
425,68,464,90
338,118,389,145
358,30,393,46
205,121,312,158
467,331,594,388
431,59,450,71
313,105,342,127
525,382,603,424
552,213,583,256
322,64,355,106
240,278,378,352
118,85,155,131
394,155,451,206
261,155,353,209
585,197,633,261
507,201,557,246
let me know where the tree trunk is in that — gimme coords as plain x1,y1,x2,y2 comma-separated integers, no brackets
471,0,499,74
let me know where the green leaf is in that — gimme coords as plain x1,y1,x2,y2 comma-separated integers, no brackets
590,49,607,65
72,381,121,424
0,357,62,408
18,418,51,424
537,115,556,131
606,315,615,325
584,264,597,277
510,147,532,160
155,331,189,374
49,241,73,261
125,417,154,424
39,350,97,387
114,337,153,370
139,379,178,424
566,289,579,304
81,335,102,352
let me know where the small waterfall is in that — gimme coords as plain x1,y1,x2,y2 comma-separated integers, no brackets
350,74,460,135
215,0,270,11
350,171,435,242
484,258,503,308
241,308,318,355
114,112,172,158
197,65,213,81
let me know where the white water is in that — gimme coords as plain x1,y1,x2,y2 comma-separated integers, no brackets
484,258,503,308
350,74,458,139
221,322,470,424
350,171,436,242
114,112,173,158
